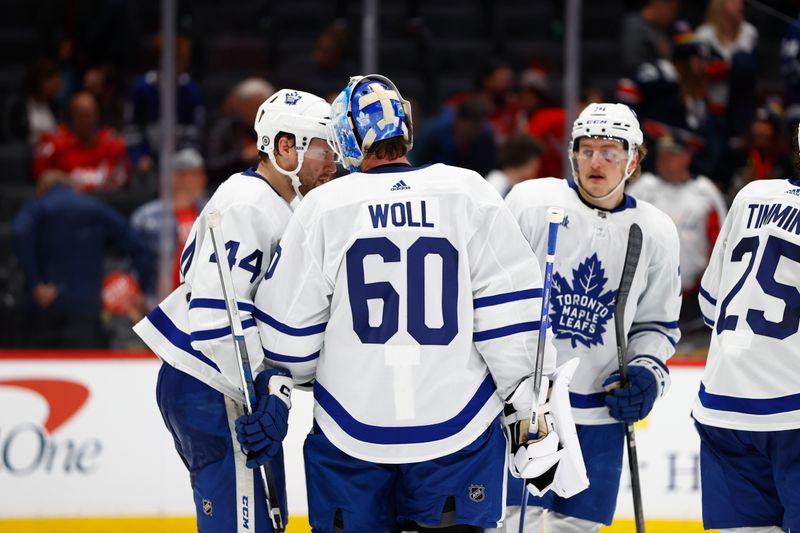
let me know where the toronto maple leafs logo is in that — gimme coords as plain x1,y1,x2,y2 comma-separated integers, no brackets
284,91,301,105
356,111,372,129
551,254,616,348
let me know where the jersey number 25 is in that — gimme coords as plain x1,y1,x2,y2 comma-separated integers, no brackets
717,234,800,340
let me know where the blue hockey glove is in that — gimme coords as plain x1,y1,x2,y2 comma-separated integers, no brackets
235,367,293,469
603,365,658,424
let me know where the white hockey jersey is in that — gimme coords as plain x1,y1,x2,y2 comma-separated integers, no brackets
255,163,556,464
694,178,800,431
506,178,681,425
628,173,727,291
134,168,292,402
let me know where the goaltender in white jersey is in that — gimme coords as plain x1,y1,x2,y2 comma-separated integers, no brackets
258,161,560,462
254,74,586,532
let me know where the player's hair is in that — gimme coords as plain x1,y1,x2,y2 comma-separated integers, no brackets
499,134,543,169
631,144,648,180
366,136,408,161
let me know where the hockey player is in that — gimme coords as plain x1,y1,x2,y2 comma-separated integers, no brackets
253,74,586,532
503,103,682,532
694,138,800,532
133,89,337,532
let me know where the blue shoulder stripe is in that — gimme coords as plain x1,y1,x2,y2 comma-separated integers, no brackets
314,374,496,445
474,288,542,309
699,382,800,415
473,321,540,342
699,286,717,306
253,308,327,336
146,306,220,371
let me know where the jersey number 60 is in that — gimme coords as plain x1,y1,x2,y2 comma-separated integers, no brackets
346,236,458,346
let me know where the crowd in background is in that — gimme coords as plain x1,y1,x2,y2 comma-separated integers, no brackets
1,0,799,352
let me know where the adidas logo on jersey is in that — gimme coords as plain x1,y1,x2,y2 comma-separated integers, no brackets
786,187,800,197
390,180,411,191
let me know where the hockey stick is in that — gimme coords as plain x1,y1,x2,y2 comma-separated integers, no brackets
519,206,565,533
207,210,285,533
614,223,645,533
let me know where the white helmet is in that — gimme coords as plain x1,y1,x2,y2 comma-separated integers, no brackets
570,103,643,201
254,89,332,201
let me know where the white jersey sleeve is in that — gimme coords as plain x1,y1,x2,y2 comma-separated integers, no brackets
134,169,292,401
694,179,800,431
256,163,555,463
506,178,681,425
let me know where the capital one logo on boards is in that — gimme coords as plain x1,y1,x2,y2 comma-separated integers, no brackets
0,378,102,476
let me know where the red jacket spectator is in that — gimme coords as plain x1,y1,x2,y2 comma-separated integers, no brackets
33,91,129,191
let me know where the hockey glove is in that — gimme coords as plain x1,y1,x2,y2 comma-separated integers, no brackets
235,367,293,469
603,365,658,424
504,375,564,495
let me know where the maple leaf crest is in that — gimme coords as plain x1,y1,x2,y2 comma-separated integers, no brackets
550,254,617,348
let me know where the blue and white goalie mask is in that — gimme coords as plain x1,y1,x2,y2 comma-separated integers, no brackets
328,74,413,172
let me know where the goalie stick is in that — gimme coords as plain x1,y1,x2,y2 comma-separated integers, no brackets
614,223,645,533
519,206,565,533
207,210,285,533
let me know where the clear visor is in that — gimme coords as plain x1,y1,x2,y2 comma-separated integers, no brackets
300,141,341,163
573,146,628,164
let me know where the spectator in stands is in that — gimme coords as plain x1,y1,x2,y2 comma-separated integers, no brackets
272,25,354,102
11,170,152,348
475,60,520,142
696,0,758,144
527,87,604,179
485,133,542,197
2,59,61,144
628,131,726,339
33,91,130,191
409,96,498,176
125,34,204,174
206,78,274,191
725,106,794,201
620,0,681,71
130,148,208,305
782,5,800,126
617,22,716,174
83,65,125,131
516,65,550,131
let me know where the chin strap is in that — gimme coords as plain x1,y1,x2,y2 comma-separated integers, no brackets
267,149,306,204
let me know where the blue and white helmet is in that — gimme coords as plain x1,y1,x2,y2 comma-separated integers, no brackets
328,74,413,172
